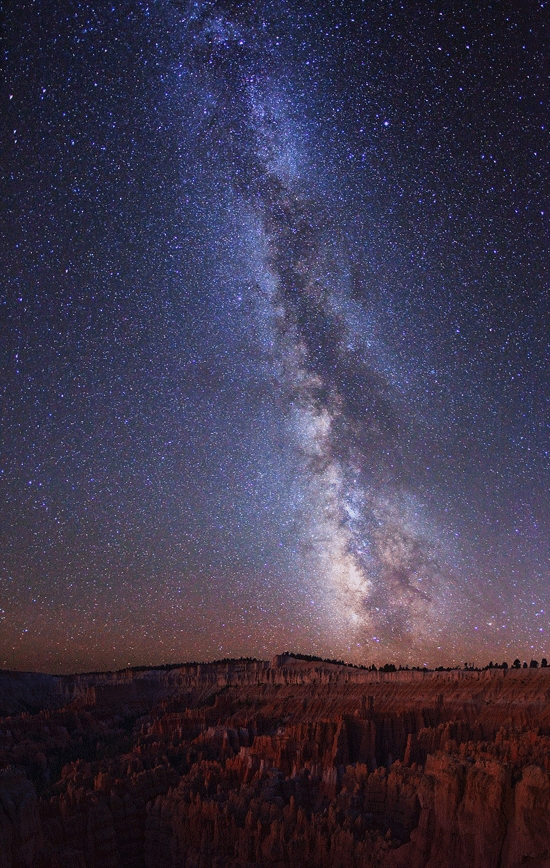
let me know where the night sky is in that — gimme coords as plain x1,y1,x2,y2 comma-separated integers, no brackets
2,1,549,674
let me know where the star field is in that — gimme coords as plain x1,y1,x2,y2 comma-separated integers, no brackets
1,0,549,673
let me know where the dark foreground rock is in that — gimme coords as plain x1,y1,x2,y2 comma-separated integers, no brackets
2,658,550,867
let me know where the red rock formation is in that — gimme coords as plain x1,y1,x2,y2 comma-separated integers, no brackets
4,660,550,866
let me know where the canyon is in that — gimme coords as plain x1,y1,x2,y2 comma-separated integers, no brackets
2,656,550,867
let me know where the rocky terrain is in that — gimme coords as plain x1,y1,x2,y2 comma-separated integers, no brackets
3,655,550,867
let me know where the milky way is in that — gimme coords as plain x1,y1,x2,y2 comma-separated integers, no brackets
2,1,549,672
181,4,465,655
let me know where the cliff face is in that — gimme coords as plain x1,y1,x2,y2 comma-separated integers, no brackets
3,659,550,867
0,672,63,717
